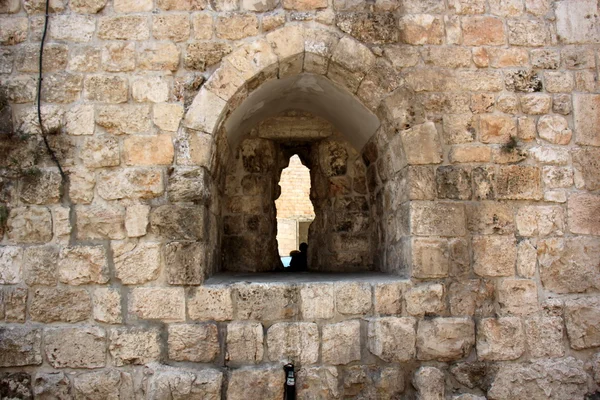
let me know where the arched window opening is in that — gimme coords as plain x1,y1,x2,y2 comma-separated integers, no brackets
275,154,315,269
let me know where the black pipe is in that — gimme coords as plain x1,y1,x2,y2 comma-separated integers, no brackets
283,363,296,400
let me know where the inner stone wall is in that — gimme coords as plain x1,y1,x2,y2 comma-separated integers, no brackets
1,0,600,398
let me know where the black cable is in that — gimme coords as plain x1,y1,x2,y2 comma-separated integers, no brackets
37,0,66,181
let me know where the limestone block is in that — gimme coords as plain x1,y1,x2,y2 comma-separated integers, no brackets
556,0,600,44
537,115,572,145
123,135,174,166
521,94,552,115
496,166,542,200
442,114,476,144
93,287,122,324
226,321,264,364
300,283,334,320
65,105,94,136
189,285,233,321
411,238,449,278
480,114,516,144
507,19,549,46
477,317,525,360
342,365,404,398
48,15,95,42
0,246,22,284
462,16,505,45
282,0,325,9
167,167,209,203
405,283,445,316
410,201,466,236
165,241,206,285
73,369,134,399
486,48,528,68
167,323,218,362
157,0,207,9
367,317,416,362
328,36,375,88
568,193,600,235
531,48,560,69
399,14,443,45
75,204,126,240
216,13,258,40
413,366,445,400
109,328,161,366
144,364,222,400
0,0,20,12
448,279,495,317
192,13,213,39
23,0,65,13
417,318,475,361
15,43,68,72
0,325,42,367
183,88,227,133
515,205,564,237
227,367,282,400
150,204,206,240
466,202,514,235
153,103,183,131
0,18,27,46
83,75,128,103
538,237,600,293
184,42,232,71
80,136,120,168
322,320,361,365
473,235,516,277
564,297,600,349
139,42,180,71
30,287,91,322
436,166,472,200
334,281,371,315
130,287,185,321
517,239,537,278
70,0,108,13
6,207,53,244
132,76,169,103
112,241,161,285
525,316,564,358
497,278,538,316
68,46,101,71
0,75,36,104
572,147,600,191
487,357,587,400
101,42,135,72
573,94,600,146
44,327,106,368
125,205,150,237
98,16,149,40
96,104,150,134
374,281,409,315
449,145,491,163
97,169,164,201
1,287,26,322
267,322,319,364
113,0,152,12
544,71,575,93
58,246,109,285
32,371,71,399
296,366,340,399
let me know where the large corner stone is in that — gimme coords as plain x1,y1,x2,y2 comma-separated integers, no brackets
573,94,600,146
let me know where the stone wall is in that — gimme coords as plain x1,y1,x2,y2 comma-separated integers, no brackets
1,0,600,398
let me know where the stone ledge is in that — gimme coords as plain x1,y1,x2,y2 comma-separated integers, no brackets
204,271,408,285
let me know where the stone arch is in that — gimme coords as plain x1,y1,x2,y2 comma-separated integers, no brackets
181,23,441,277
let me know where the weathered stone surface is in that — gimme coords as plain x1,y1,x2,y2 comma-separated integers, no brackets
96,104,150,134
564,297,600,349
1,287,27,322
83,75,128,103
436,166,472,200
6,207,53,244
98,16,149,40
267,322,319,364
189,285,233,321
399,14,443,45
132,76,170,103
505,69,543,92
342,365,404,398
93,287,122,324
68,46,100,71
226,321,263,364
228,367,282,400
516,205,564,237
168,167,210,203
322,320,361,365
487,357,587,400
414,366,445,400
97,169,164,200
337,12,398,45
367,317,416,362
216,13,258,40
496,166,542,200
328,36,375,90
101,42,135,72
0,325,42,367
334,281,371,314
538,237,600,294
300,283,334,320
125,204,150,237
572,147,600,191
498,278,538,316
112,241,161,285
525,316,565,358
145,364,222,400
70,0,107,13
139,42,180,71
109,328,161,366
556,0,600,44
473,236,516,277
296,366,340,400
449,280,494,318
44,327,106,368
568,193,600,235
153,103,184,131
537,115,572,145
374,281,409,315
58,245,109,285
168,323,219,362
417,318,474,361
73,369,134,399
466,202,514,235
411,237,449,278
405,283,445,316
477,317,525,360
184,42,232,71
150,204,206,240
48,15,95,42
517,239,537,278
165,241,206,285
76,204,126,240
462,16,505,45
0,246,22,284
521,94,552,115
32,371,71,399
80,136,120,168
30,287,91,323
480,114,516,144
411,201,466,236
130,287,185,321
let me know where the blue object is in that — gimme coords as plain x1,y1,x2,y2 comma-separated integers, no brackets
281,256,292,268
